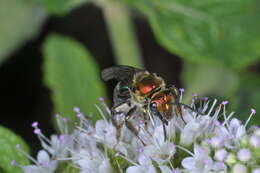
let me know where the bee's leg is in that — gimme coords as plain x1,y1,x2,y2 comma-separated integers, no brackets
111,113,123,142
156,113,168,141
167,86,186,124
125,106,146,146
174,103,186,124
162,123,167,142
111,102,130,142
179,103,205,116
142,112,148,131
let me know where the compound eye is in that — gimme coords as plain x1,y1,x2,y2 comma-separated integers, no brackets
120,85,129,91
150,102,157,109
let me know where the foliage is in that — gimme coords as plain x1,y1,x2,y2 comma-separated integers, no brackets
40,0,87,15
0,126,29,173
125,0,260,69
43,34,107,124
0,0,46,63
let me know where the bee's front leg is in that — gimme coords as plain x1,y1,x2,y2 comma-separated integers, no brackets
125,106,146,146
111,101,131,142
167,85,186,123
111,112,124,142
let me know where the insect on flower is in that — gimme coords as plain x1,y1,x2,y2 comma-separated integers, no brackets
102,65,190,144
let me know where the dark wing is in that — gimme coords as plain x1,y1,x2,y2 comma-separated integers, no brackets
101,65,143,85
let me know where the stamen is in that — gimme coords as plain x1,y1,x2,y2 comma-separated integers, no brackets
73,107,81,113
192,93,198,97
176,145,194,156
222,101,228,123
35,129,52,145
222,112,235,127
99,97,111,115
118,154,138,166
55,114,68,134
207,99,217,116
245,108,256,127
99,97,105,102
203,97,208,101
32,121,38,128
10,160,24,170
95,104,108,122
16,144,39,166
201,100,210,114
11,160,16,166
179,88,185,102
222,101,229,105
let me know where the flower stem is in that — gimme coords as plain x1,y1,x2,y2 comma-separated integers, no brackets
98,0,144,68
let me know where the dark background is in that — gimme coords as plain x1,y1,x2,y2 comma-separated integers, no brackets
0,4,182,154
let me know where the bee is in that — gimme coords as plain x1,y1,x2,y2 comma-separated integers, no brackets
102,65,185,144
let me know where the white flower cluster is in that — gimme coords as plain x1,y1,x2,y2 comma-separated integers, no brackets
14,95,260,173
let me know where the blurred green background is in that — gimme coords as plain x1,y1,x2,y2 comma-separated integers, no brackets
0,0,260,172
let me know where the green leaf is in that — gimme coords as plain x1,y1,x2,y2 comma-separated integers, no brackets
0,126,29,173
43,34,107,126
182,63,239,102
41,0,88,15
0,0,46,63
126,0,260,69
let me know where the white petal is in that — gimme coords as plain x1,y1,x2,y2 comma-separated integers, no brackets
230,118,241,129
216,126,229,138
180,122,200,146
138,153,152,166
166,142,176,157
194,144,209,158
236,126,246,139
76,159,99,170
182,157,195,170
153,125,165,145
126,166,145,173
166,119,175,139
159,165,172,173
147,165,157,173
95,120,117,147
37,150,50,164
203,158,213,170
212,162,226,171
95,120,107,136
80,170,93,173
22,165,43,173
50,135,59,147
99,159,113,173
232,164,247,173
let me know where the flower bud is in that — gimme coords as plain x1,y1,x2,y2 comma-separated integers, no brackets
240,136,249,147
215,149,228,161
211,136,223,148
254,129,260,136
232,164,247,173
250,135,260,148
237,148,251,162
225,153,236,165
253,168,260,173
